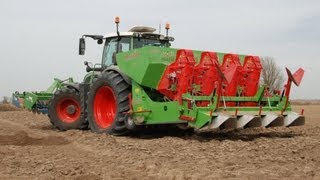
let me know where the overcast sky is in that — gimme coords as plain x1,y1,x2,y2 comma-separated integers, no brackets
0,0,319,99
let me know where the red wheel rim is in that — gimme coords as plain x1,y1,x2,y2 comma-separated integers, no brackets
94,86,117,129
56,98,81,123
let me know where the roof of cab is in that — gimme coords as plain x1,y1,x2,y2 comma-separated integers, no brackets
103,26,160,39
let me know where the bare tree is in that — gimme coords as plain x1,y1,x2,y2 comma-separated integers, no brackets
260,56,285,94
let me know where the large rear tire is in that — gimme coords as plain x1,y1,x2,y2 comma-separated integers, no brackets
87,71,130,135
48,88,87,130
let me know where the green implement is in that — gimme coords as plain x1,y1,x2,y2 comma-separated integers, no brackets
13,78,74,114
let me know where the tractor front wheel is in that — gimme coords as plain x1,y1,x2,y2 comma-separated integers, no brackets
87,71,130,135
48,88,87,130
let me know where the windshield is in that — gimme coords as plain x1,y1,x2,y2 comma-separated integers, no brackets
102,37,131,67
102,36,170,67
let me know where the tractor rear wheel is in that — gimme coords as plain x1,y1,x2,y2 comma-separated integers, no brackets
48,88,87,130
87,71,130,135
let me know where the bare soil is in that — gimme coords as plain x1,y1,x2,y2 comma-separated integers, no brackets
0,104,21,112
0,105,319,179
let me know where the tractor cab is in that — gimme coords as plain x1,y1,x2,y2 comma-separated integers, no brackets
79,17,174,69
101,26,174,67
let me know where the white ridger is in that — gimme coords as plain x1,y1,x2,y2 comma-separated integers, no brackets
204,112,305,130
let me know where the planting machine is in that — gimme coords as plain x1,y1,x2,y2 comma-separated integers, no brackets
14,17,305,134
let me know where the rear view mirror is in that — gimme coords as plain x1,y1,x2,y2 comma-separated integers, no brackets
97,39,103,44
79,37,86,55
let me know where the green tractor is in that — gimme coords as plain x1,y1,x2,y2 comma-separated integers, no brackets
15,17,305,135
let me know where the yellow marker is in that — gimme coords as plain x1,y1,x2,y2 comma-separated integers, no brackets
135,88,140,94
137,107,143,112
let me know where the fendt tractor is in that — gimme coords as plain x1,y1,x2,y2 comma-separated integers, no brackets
14,17,305,135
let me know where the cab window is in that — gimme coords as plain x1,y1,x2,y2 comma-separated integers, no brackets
102,37,131,67
133,38,168,49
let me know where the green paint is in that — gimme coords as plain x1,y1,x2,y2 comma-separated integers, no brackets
217,53,225,63
131,81,183,124
141,63,167,88
117,46,179,89
14,78,74,111
193,111,211,128
192,50,202,63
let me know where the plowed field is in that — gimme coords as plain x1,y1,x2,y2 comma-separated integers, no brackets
0,105,319,179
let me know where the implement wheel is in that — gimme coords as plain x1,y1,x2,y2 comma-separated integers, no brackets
87,71,130,135
48,88,87,130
